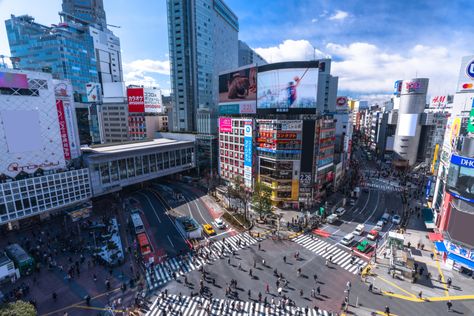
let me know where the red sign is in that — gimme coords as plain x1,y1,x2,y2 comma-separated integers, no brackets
56,100,71,160
127,88,145,113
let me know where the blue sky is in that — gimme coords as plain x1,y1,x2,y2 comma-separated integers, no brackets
0,0,472,102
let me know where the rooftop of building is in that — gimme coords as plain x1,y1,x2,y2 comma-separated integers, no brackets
81,138,194,155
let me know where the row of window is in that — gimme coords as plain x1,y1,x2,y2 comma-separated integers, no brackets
98,148,194,184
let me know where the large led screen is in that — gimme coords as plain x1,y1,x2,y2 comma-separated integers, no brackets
257,68,318,109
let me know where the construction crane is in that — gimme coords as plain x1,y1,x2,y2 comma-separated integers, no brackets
107,24,121,28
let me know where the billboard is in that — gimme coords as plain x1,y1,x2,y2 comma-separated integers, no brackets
457,55,474,92
468,98,474,133
0,72,28,89
244,120,253,188
257,67,318,111
400,79,428,94
56,100,71,160
430,95,449,108
144,88,162,113
127,87,145,113
218,67,257,114
86,82,101,103
219,117,233,133
394,80,402,95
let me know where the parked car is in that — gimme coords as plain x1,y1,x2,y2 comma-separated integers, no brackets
367,229,379,241
215,218,226,229
341,233,355,246
349,199,356,206
375,220,384,231
381,213,391,224
354,224,365,236
203,224,216,236
334,207,346,217
392,215,401,225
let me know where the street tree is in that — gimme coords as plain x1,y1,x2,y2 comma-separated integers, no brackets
0,300,36,316
252,182,272,220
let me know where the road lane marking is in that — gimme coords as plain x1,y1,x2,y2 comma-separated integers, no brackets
432,248,450,296
139,192,162,223
376,275,418,298
167,235,175,247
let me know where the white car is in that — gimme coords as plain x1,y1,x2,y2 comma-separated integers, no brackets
354,224,365,236
375,220,384,231
215,218,226,229
334,207,346,217
392,215,401,225
341,233,355,246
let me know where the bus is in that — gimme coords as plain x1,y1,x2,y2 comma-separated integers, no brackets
130,213,145,234
5,244,34,276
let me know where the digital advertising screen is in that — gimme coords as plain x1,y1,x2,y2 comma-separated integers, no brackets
257,67,318,111
219,66,257,114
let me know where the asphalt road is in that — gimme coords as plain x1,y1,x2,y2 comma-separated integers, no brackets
159,237,356,313
134,189,189,257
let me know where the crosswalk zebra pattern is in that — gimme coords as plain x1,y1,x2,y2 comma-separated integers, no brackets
292,234,366,274
146,232,260,290
145,294,333,316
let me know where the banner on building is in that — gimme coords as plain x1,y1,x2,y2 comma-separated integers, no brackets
244,120,253,188
219,117,233,133
127,87,145,113
86,82,101,103
468,99,474,133
144,88,162,113
56,100,71,160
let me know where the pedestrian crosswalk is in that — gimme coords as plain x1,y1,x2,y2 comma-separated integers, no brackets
145,232,260,290
292,234,366,274
145,294,332,316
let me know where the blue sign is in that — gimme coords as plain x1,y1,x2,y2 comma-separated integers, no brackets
425,178,432,198
448,190,474,204
244,123,252,167
219,104,240,115
393,80,402,95
450,154,474,168
467,60,474,79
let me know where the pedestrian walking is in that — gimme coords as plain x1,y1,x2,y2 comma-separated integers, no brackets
418,291,423,299
447,277,452,288
266,283,269,293
385,305,390,315
317,286,321,296
447,300,453,312
248,289,251,299
283,256,286,263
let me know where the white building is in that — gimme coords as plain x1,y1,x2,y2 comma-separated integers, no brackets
0,69,91,227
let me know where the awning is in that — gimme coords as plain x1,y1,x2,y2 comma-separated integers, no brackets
423,208,436,229
428,232,443,241
435,241,447,252
448,253,474,270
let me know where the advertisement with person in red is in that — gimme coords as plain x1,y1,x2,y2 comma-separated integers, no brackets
127,87,145,113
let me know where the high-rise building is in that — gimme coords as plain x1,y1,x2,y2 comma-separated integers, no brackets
238,40,267,67
5,15,99,99
62,0,107,26
101,82,129,143
392,78,429,167
167,0,239,132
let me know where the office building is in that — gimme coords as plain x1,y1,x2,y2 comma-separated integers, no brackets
167,0,239,132
0,69,91,228
217,61,337,209
5,14,99,99
238,40,267,67
62,0,107,27
101,82,129,143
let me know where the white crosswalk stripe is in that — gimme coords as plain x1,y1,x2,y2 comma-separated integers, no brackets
292,234,366,275
145,294,333,316
146,232,261,290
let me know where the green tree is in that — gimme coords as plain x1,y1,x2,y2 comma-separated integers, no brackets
0,301,36,316
252,182,273,219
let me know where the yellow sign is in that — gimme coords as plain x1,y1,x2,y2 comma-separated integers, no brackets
291,180,299,200
431,144,439,174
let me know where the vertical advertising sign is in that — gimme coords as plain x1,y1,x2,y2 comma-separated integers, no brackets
219,117,233,133
468,99,474,133
244,120,253,188
127,87,145,113
56,100,71,160
86,82,101,103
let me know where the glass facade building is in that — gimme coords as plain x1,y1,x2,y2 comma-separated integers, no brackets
5,15,99,100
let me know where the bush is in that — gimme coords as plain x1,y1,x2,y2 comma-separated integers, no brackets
0,301,36,316
222,212,250,231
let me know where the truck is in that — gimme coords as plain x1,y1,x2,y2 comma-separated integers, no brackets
0,253,20,283
175,216,203,240
5,244,34,276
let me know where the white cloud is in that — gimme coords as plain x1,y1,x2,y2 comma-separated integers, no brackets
254,39,464,101
254,40,326,63
311,18,318,23
329,10,349,21
123,59,170,86
326,41,460,96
